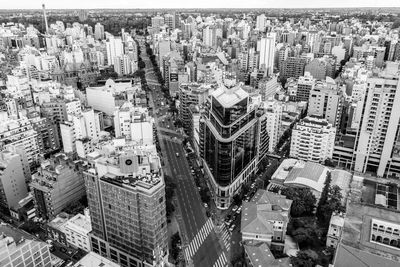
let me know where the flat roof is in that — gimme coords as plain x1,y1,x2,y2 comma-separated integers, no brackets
74,252,121,267
211,85,248,108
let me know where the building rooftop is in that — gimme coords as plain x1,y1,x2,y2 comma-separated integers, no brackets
0,223,37,244
271,159,328,194
211,84,248,108
65,213,92,234
333,196,400,267
74,252,121,267
334,243,400,267
48,213,70,230
243,241,292,267
241,190,292,236
284,161,327,193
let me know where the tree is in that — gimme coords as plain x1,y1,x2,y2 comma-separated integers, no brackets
316,172,332,220
231,250,246,267
138,60,146,69
392,19,400,29
233,194,242,205
324,158,336,167
282,187,316,217
164,175,177,218
199,188,211,204
292,227,318,248
258,157,269,173
170,232,181,262
318,184,345,224
291,250,318,267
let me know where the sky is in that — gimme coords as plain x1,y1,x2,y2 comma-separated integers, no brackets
2,0,400,10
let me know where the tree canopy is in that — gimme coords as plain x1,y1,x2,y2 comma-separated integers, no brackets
282,187,317,217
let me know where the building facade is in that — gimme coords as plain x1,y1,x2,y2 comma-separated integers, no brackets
199,77,269,209
84,145,168,267
290,116,336,162
30,154,86,220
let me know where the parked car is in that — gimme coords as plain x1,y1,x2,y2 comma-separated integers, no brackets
229,225,236,232
236,206,242,214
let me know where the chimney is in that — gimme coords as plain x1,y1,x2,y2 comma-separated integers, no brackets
42,4,49,34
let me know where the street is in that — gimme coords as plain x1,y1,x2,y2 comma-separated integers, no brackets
138,40,228,267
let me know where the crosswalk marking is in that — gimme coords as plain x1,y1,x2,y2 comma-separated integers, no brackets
221,226,231,251
184,218,215,261
213,252,228,267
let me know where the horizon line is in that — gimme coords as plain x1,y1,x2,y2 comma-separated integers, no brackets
1,6,400,10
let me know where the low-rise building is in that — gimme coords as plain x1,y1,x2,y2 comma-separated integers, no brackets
268,159,328,200
241,190,292,250
243,240,292,267
326,211,345,249
334,183,400,266
63,209,92,251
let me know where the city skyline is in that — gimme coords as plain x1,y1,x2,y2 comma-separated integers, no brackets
2,0,400,9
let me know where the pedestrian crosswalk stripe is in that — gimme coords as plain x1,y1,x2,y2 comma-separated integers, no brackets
213,252,228,267
184,218,215,260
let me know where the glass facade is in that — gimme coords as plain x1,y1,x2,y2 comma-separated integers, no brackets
201,93,260,187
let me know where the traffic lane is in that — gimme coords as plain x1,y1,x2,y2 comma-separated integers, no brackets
164,140,204,229
163,139,199,240
167,141,206,227
192,231,221,267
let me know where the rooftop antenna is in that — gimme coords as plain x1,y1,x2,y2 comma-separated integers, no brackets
42,4,49,34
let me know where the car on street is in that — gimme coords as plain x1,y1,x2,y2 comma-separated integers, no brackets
176,153,179,157
232,205,238,212
236,206,242,214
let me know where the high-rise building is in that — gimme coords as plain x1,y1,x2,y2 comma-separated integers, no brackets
114,55,138,76
290,116,336,162
94,23,105,40
199,75,269,209
162,52,185,96
151,15,164,33
84,143,168,267
256,14,266,32
279,57,307,81
354,62,400,177
178,83,215,135
259,33,276,77
262,100,283,153
164,14,175,29
203,26,217,48
30,154,86,220
106,36,124,67
0,116,40,169
0,151,28,212
113,103,153,145
296,72,316,101
157,40,171,74
308,79,343,126
0,224,51,267
304,57,335,81
29,114,60,156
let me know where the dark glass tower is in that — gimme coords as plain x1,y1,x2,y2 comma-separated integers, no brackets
199,76,269,209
